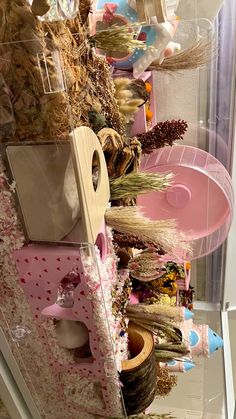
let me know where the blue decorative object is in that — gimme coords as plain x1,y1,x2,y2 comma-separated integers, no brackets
184,308,194,320
167,360,177,367
189,330,199,347
208,328,224,354
183,361,195,371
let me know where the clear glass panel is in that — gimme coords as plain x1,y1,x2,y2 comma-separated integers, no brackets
1,0,235,417
0,35,127,419
0,243,127,418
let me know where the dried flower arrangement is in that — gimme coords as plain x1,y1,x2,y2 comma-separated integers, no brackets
136,120,188,154
179,286,195,310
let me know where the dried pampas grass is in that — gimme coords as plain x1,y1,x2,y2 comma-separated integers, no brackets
105,206,190,256
148,39,213,72
110,172,173,200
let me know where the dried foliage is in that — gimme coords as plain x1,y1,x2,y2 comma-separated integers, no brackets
97,130,141,178
113,231,164,251
137,120,188,154
148,39,213,72
128,248,165,281
0,0,123,143
126,304,190,363
155,365,177,398
79,0,92,24
127,303,186,322
110,172,173,201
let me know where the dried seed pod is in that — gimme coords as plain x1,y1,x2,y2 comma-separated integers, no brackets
137,119,188,154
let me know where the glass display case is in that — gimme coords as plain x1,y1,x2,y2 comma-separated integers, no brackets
147,0,236,417
0,0,236,418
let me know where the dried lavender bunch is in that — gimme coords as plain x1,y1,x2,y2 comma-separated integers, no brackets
137,120,188,154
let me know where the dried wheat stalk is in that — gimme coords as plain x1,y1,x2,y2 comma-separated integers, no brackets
148,39,213,72
90,24,147,53
110,172,173,200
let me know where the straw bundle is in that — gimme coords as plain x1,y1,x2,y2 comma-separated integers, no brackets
105,206,190,256
0,0,123,143
127,307,190,363
148,39,212,72
127,303,186,322
110,172,173,200
90,24,147,53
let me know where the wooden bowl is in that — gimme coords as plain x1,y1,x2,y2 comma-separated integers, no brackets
121,322,154,371
120,322,156,415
